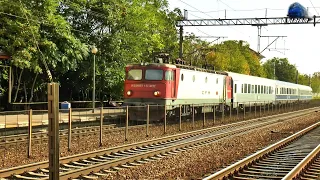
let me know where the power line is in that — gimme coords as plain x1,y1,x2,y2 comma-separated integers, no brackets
309,0,320,15
178,0,250,37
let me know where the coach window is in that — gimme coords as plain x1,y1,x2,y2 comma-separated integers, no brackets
255,85,257,93
241,84,243,93
244,84,247,93
165,70,174,81
192,75,195,82
205,77,208,83
127,69,142,80
181,73,184,81
234,84,237,93
216,78,218,84
248,84,251,93
251,85,254,93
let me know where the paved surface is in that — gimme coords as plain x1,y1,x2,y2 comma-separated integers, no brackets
0,108,125,128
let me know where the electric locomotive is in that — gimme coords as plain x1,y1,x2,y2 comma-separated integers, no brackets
123,53,313,121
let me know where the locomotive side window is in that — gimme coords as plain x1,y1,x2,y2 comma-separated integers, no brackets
192,75,195,82
145,69,163,80
127,69,142,80
165,70,174,81
205,77,208,83
216,78,218,84
234,84,237,93
181,74,184,81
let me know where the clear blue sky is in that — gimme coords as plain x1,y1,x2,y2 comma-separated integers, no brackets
167,0,320,75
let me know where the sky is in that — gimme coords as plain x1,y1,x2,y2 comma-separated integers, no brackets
167,0,320,75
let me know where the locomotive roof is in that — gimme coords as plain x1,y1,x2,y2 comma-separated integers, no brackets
126,63,228,75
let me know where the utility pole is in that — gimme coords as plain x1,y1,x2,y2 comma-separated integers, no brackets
91,47,98,113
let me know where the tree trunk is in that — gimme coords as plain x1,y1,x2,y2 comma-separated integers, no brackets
23,81,28,110
13,68,24,103
29,73,38,103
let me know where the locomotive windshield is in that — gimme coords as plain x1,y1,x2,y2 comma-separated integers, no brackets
126,68,164,80
127,69,142,80
145,69,163,80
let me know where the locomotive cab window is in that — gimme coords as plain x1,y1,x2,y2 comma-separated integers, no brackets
127,69,142,80
145,69,163,80
165,70,174,81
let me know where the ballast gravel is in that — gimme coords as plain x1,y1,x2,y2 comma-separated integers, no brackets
100,111,320,180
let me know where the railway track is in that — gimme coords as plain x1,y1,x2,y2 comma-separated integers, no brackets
0,107,318,180
0,103,304,148
0,124,117,148
203,115,320,180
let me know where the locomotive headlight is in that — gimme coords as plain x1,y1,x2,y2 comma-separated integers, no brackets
153,91,161,97
127,90,132,96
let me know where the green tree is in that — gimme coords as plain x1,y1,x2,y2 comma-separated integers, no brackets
263,58,297,83
0,0,88,105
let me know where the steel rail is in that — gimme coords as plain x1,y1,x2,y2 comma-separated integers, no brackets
0,107,318,179
283,144,320,179
203,121,320,180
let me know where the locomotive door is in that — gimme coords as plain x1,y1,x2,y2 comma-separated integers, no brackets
171,70,176,98
166,70,175,98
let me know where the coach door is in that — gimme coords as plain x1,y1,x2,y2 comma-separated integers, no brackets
225,76,232,103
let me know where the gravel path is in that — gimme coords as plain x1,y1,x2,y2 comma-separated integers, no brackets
99,111,320,180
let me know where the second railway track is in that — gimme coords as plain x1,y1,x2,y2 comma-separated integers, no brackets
204,111,320,180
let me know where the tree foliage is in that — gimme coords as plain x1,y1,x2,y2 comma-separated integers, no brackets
0,1,318,110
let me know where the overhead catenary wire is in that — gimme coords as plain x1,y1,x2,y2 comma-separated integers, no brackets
309,0,320,15
178,0,250,38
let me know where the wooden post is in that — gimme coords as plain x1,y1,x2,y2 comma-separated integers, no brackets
146,105,149,137
125,106,129,141
179,104,182,131
68,108,72,151
8,66,12,103
213,105,216,125
236,103,238,121
164,105,167,134
100,107,103,146
254,102,256,117
203,105,205,128
192,104,195,129
28,109,32,158
222,103,225,122
243,104,245,120
48,83,59,180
